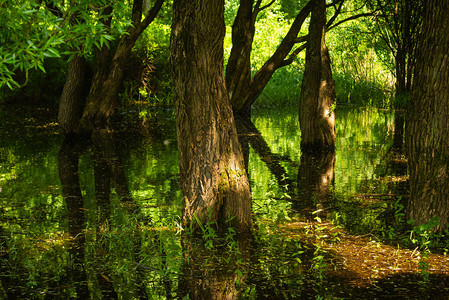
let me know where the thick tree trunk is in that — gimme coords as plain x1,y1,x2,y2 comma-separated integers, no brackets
299,0,336,153
58,54,87,135
171,0,251,232
406,0,449,231
82,54,126,127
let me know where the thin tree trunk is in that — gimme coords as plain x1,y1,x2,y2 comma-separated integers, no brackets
226,0,255,116
171,0,251,232
406,0,449,230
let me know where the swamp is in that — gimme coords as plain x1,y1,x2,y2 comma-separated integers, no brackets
2,0,449,299
1,103,449,299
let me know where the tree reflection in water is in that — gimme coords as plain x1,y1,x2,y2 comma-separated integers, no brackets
296,150,336,218
6,105,449,298
58,127,143,299
58,136,90,299
178,233,252,300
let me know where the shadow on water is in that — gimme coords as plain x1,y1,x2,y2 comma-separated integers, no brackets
2,104,449,299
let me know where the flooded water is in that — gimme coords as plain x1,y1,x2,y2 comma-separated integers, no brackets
1,104,448,299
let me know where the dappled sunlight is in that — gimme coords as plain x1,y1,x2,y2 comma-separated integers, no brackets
279,217,449,289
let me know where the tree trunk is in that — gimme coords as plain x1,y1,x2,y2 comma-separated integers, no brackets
406,0,449,231
299,0,336,153
82,53,126,127
171,0,251,232
81,0,164,129
227,0,313,115
225,0,255,116
58,54,88,135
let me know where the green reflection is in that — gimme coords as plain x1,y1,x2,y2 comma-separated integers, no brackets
1,104,407,298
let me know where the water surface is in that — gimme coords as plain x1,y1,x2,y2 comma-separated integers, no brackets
2,104,447,299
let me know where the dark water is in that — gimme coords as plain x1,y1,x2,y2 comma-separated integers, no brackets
0,104,446,299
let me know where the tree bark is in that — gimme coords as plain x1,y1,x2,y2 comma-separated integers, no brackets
58,54,88,135
299,0,336,153
171,0,252,232
406,0,449,230
225,0,256,116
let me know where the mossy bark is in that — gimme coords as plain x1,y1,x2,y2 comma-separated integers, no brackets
171,0,251,232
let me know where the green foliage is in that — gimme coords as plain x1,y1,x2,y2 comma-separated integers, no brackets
328,19,394,107
0,1,65,89
257,64,303,107
0,1,138,92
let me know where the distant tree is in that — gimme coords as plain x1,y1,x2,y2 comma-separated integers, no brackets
368,0,423,151
368,0,423,99
406,0,449,231
171,0,252,232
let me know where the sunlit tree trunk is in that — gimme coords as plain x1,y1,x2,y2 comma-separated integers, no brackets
406,0,449,230
299,0,336,153
171,0,251,232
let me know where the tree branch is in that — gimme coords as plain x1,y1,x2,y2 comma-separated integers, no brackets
327,12,376,31
326,0,344,28
139,0,165,31
280,43,308,67
295,35,308,43
326,0,344,8
258,0,276,12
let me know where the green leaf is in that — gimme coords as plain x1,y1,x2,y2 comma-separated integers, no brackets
48,48,60,58
37,64,45,73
